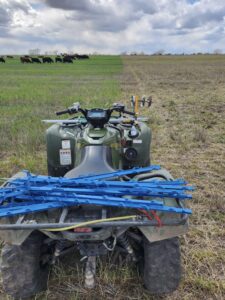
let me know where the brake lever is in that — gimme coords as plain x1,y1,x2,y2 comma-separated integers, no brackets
68,102,80,114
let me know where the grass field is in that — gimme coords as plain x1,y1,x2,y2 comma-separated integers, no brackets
0,55,225,300
0,56,122,177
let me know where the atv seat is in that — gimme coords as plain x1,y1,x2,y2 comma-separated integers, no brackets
65,145,116,178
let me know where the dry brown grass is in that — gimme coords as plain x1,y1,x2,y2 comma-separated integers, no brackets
120,55,225,300
0,55,225,300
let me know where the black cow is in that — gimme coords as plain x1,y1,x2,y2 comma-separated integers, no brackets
75,54,89,59
63,56,73,63
0,57,5,63
62,54,76,60
42,57,53,63
20,57,32,63
7,55,14,59
31,57,41,63
55,57,62,63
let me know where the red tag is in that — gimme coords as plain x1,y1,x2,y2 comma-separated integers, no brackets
73,227,92,233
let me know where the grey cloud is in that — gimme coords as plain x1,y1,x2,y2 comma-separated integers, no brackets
0,8,11,26
0,4,14,37
45,0,127,32
130,0,158,14
45,0,157,32
69,10,135,32
44,0,96,12
12,1,31,12
44,0,158,14
1,0,32,13
0,0,32,28
45,0,224,34
202,25,224,41
181,11,225,29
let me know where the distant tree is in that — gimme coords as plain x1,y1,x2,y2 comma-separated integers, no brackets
29,48,41,55
153,49,165,55
44,50,59,55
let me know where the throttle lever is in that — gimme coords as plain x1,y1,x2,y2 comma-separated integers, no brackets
69,102,80,113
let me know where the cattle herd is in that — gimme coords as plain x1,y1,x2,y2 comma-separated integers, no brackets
0,54,90,64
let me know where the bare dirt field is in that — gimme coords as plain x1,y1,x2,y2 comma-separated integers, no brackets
0,55,224,299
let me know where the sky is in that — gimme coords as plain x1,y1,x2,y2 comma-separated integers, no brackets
0,0,224,54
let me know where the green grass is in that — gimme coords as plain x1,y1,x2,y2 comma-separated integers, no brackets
0,56,122,176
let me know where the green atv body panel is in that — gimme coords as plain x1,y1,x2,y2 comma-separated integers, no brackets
46,124,79,176
46,119,152,176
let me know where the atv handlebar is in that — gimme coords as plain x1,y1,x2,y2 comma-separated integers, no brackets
56,109,71,116
56,103,135,117
55,97,151,118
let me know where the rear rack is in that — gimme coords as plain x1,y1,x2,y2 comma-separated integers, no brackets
0,213,188,230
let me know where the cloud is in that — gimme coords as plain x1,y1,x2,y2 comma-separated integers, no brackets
44,0,158,32
44,0,158,15
44,0,92,11
0,0,34,33
0,7,11,27
0,0,35,48
0,0,225,54
177,0,225,29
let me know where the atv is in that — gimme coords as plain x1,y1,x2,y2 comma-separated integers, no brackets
0,97,190,299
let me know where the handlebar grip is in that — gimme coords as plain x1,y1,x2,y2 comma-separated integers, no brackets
55,109,69,116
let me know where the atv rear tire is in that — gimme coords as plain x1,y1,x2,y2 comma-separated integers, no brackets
1,232,50,299
143,237,181,294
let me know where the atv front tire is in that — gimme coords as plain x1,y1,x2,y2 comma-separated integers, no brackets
1,232,50,299
143,237,181,294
